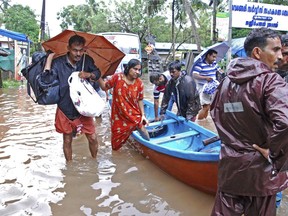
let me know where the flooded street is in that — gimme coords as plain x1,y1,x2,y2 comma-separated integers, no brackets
0,73,287,215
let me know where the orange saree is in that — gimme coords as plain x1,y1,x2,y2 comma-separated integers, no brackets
105,73,144,150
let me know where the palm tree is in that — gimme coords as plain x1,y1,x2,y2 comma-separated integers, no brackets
153,0,210,59
0,0,10,13
182,0,202,52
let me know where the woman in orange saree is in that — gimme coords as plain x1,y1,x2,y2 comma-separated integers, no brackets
98,59,150,150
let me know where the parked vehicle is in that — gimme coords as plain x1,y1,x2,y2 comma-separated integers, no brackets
97,32,141,73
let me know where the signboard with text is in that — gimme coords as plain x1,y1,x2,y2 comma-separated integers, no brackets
144,44,154,54
216,12,229,41
232,2,288,31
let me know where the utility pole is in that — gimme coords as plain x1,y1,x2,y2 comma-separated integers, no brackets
38,0,46,51
212,0,218,43
40,0,46,42
226,0,233,69
172,0,175,60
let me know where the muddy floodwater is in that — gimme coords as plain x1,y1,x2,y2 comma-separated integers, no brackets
0,73,287,216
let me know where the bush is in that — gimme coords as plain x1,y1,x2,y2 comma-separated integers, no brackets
2,80,22,88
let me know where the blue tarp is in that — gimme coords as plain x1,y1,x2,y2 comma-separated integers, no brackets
0,28,32,43
231,37,246,57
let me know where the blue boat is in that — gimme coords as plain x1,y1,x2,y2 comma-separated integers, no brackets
130,99,221,194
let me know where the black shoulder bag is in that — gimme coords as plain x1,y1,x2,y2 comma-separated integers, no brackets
21,52,60,105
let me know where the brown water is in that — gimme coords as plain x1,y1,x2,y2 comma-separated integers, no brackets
0,74,287,216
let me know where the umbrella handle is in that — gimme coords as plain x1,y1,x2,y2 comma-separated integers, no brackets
82,54,86,71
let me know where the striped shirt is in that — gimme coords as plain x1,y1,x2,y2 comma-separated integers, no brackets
153,71,171,99
193,60,220,87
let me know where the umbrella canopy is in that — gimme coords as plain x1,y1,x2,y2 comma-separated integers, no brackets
194,41,230,64
42,29,125,76
231,37,247,57
190,41,230,75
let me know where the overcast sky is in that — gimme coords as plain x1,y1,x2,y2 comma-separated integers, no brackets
11,0,86,36
10,0,248,37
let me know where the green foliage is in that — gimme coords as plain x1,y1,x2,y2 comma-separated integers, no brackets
58,5,93,32
0,0,10,24
173,0,212,48
57,1,122,33
111,0,150,39
2,79,21,88
58,0,171,44
196,10,212,47
3,4,39,43
146,16,171,42
3,0,287,55
147,0,166,15
232,28,251,39
56,0,218,52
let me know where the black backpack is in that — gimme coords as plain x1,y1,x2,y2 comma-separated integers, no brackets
21,52,60,105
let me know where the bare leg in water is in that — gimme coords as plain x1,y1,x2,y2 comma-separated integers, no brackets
85,133,98,159
63,133,98,162
138,126,150,141
197,104,210,120
63,133,73,162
